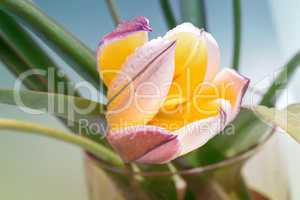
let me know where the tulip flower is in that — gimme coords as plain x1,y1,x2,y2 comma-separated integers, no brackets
97,16,249,164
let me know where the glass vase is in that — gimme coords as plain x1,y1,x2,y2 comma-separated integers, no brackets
84,134,274,200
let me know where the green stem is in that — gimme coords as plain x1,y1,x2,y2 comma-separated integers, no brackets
0,38,46,91
0,119,123,167
232,0,241,70
105,0,121,26
0,38,88,140
159,0,177,29
260,51,300,107
0,6,107,144
0,11,95,141
198,0,207,30
180,0,207,30
0,0,102,91
0,11,74,94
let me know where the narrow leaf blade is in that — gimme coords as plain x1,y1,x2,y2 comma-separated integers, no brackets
0,10,73,94
232,0,241,70
105,0,121,26
160,0,177,29
0,38,45,90
0,88,105,124
260,51,300,107
0,118,123,166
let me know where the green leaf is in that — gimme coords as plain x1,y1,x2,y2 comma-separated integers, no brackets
0,88,105,123
180,0,207,29
183,108,273,166
0,38,46,91
0,10,74,94
0,12,106,142
0,88,108,143
0,118,123,166
160,0,177,29
232,0,241,70
254,104,300,143
260,51,300,107
0,0,104,91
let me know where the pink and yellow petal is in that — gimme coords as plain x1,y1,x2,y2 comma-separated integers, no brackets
100,19,250,164
150,69,249,132
107,125,180,163
97,16,151,86
108,100,230,164
149,24,221,130
163,23,220,100
137,137,180,164
185,68,249,123
172,69,249,156
149,92,221,131
174,100,231,156
212,68,250,119
107,39,176,130
149,82,220,131
108,69,248,164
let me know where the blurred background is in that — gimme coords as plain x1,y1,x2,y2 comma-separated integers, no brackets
0,0,299,199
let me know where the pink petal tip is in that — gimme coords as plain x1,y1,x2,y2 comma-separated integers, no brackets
108,126,180,163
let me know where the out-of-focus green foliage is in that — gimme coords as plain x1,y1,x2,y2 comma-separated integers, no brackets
0,0,104,92
180,0,207,30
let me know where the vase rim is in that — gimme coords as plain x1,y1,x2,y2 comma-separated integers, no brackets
86,124,276,177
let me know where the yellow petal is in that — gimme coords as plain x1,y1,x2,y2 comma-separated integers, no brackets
150,69,249,131
97,17,151,86
107,39,176,130
150,24,220,130
180,68,250,124
149,86,220,131
163,23,220,101
211,69,250,120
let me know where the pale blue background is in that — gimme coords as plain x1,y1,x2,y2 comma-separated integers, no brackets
0,0,299,199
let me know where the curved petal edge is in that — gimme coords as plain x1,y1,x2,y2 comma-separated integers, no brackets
98,16,152,48
174,100,231,156
107,125,179,163
97,16,152,85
